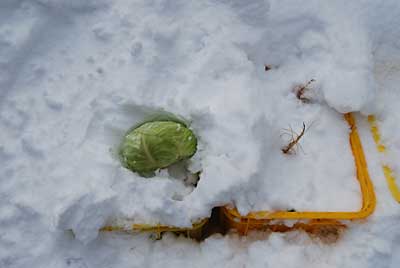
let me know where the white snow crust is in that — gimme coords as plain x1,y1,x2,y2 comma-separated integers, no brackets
1,1,400,267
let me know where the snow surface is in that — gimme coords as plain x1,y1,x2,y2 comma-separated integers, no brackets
1,0,400,267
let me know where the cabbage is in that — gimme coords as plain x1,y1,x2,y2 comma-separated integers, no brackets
119,121,197,175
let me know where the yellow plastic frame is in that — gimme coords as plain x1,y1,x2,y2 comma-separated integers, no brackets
101,113,376,237
368,115,400,202
221,113,376,234
101,218,209,239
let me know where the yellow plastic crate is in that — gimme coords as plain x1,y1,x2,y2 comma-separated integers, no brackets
221,113,376,235
101,113,376,238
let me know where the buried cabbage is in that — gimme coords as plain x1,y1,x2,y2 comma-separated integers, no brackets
119,121,197,174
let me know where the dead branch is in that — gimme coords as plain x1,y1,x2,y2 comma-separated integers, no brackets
281,122,306,154
294,79,315,103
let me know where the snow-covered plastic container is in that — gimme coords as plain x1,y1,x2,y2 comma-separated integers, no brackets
101,114,376,238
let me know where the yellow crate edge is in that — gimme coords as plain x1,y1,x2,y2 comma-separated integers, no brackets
101,218,209,234
223,113,376,222
367,115,400,203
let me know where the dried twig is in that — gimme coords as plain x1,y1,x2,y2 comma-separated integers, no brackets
281,122,306,154
294,79,315,103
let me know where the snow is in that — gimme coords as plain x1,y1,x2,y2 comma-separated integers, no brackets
1,0,400,267
236,106,360,213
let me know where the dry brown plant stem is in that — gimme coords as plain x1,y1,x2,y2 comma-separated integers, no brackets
282,122,306,154
295,79,315,102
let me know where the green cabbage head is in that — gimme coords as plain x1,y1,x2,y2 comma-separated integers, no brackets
119,121,197,174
